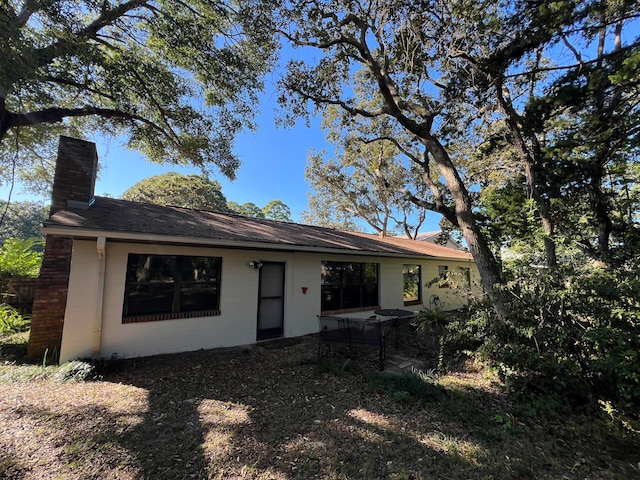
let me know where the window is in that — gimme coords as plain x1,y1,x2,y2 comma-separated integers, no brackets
321,261,379,312
438,265,449,288
459,267,471,288
123,254,221,323
403,264,422,305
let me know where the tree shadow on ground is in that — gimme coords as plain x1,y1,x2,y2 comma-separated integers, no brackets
102,336,640,480
3,334,637,479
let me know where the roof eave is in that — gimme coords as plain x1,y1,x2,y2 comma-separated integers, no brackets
41,225,473,261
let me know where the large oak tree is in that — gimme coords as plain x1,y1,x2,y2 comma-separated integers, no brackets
274,0,639,318
275,0,509,317
0,0,275,190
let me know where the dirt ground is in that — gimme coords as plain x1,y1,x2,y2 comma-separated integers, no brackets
1,333,639,479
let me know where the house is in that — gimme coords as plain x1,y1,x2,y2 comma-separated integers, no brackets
414,231,464,250
27,137,481,363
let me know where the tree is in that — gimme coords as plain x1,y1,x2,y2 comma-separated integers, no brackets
122,173,294,219
121,173,229,212
444,1,640,268
275,0,510,318
305,106,429,238
0,0,275,191
227,201,265,218
535,13,640,264
262,200,292,222
0,238,43,292
299,195,363,231
0,200,48,243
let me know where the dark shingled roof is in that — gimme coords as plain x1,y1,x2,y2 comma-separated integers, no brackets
44,196,473,260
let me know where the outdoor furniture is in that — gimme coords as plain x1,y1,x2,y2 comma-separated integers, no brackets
317,315,387,370
374,308,418,347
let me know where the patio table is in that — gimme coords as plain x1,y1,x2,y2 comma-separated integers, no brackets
374,309,418,347
374,308,415,318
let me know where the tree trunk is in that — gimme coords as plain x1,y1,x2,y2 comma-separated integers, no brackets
498,87,558,269
523,157,558,269
425,136,509,322
0,100,12,145
591,163,612,259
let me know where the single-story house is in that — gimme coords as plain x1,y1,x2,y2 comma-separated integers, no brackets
27,137,481,363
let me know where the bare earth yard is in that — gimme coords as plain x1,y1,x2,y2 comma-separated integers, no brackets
1,335,639,479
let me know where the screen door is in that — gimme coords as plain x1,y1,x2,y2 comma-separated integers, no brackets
257,262,285,340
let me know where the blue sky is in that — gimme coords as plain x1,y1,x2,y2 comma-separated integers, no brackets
0,80,444,233
91,84,335,222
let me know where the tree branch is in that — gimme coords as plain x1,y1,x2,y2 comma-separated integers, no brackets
33,0,153,68
8,106,176,146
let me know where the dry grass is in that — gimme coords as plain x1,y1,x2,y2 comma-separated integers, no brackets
1,333,639,479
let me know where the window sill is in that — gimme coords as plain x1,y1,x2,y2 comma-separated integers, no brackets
403,300,423,307
123,309,221,324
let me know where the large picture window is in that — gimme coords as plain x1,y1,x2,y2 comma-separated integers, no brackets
321,261,379,312
403,264,422,305
123,254,221,323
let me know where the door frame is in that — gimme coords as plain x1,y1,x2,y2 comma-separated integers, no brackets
256,261,285,341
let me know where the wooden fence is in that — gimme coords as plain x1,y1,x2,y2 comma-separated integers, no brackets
2,278,38,315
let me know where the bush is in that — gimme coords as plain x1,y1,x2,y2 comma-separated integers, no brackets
0,238,43,292
0,303,30,334
53,361,96,382
447,262,640,430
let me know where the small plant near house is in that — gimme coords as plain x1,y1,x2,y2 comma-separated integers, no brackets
53,360,97,382
80,353,123,378
416,307,449,335
0,303,30,334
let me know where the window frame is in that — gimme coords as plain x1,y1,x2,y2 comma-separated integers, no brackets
321,261,380,314
438,265,450,288
403,263,422,306
122,253,222,323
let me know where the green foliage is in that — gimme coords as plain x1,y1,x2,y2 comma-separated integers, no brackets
447,262,640,430
227,201,265,218
367,370,445,404
52,361,96,383
0,303,30,334
81,353,123,378
121,173,294,220
1,0,276,190
416,307,450,335
0,200,48,244
0,358,99,383
121,173,229,212
262,200,293,222
0,238,43,291
303,105,429,236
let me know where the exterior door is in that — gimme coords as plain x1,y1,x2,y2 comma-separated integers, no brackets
257,262,285,340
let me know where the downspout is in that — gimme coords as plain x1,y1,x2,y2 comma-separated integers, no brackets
92,237,106,358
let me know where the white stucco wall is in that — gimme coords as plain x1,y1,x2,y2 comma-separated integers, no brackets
59,239,480,362
59,240,100,361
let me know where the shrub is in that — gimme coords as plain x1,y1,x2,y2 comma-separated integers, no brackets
447,262,640,430
0,238,43,292
53,361,96,382
416,307,450,335
0,303,30,334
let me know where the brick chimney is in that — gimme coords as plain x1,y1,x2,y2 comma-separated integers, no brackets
50,136,98,215
28,136,99,361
